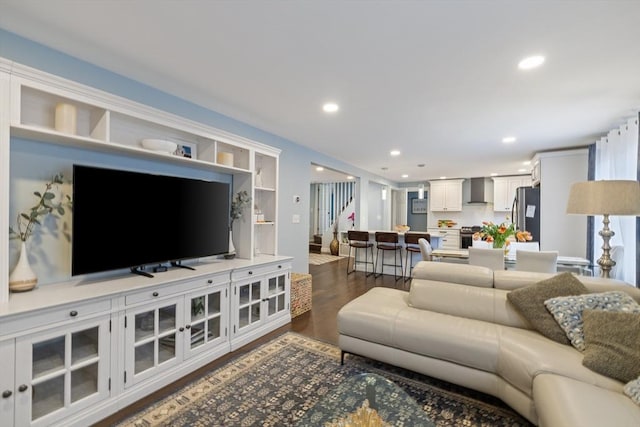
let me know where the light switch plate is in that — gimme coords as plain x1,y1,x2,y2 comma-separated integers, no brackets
292,214,300,223
293,195,301,204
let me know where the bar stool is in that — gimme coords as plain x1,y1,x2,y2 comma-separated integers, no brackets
374,231,403,281
403,232,430,281
346,230,374,276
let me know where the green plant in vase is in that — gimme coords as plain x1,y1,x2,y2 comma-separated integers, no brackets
9,173,72,292
227,190,252,258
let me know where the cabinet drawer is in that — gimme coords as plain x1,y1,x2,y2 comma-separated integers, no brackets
2,298,111,336
125,274,228,305
231,262,291,282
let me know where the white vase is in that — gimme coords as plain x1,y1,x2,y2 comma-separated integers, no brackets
228,229,236,254
9,241,38,292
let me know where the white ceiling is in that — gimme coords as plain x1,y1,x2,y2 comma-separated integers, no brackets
2,1,640,183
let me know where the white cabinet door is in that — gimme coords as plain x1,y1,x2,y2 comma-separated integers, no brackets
493,176,531,212
231,277,265,340
124,297,184,387
183,285,229,360
264,270,289,322
14,316,111,427
429,182,447,211
230,263,291,350
0,340,15,426
429,180,463,211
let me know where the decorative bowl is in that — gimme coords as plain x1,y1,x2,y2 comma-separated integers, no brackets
395,225,410,232
141,138,178,154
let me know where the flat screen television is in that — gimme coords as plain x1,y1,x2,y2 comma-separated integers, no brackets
72,164,231,276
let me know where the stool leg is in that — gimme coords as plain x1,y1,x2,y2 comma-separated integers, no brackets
374,247,381,278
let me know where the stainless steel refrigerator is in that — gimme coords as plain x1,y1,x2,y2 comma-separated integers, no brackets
511,186,541,243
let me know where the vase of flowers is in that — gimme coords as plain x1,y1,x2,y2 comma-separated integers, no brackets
228,190,252,258
472,218,532,251
9,174,71,292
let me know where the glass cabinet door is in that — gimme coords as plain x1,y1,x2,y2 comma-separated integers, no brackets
125,299,183,387
185,287,227,358
266,273,288,317
14,317,110,427
236,280,263,334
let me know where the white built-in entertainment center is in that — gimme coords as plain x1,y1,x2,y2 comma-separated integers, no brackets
0,57,292,427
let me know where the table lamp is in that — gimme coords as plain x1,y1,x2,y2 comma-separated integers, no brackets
566,180,640,278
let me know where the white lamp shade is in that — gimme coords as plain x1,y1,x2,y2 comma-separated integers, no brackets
566,180,640,215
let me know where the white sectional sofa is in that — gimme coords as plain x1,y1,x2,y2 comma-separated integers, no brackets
337,261,640,426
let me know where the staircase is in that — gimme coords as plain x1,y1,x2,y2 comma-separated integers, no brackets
309,234,322,254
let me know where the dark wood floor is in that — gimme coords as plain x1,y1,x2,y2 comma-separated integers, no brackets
95,256,405,426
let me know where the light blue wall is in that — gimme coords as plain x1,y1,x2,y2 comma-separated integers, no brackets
1,29,393,274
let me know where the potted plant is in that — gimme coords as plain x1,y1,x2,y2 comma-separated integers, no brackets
227,190,251,258
9,173,72,292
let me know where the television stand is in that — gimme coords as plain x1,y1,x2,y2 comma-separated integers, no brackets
130,267,154,278
171,261,196,271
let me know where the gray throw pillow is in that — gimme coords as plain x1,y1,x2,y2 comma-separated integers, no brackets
544,291,640,351
506,272,588,344
625,376,640,406
582,310,640,383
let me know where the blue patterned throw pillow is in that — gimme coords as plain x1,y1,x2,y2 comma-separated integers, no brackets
625,376,640,406
544,291,640,351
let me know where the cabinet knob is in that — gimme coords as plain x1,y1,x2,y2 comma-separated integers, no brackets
2,390,12,398
207,279,213,284
185,324,191,329
69,310,78,317
152,292,159,297
278,265,281,269
248,271,253,275
179,327,184,332
18,385,28,393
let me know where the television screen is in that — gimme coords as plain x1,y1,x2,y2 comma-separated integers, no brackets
72,165,230,276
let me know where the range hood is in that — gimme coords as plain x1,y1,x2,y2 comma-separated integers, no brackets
467,177,489,204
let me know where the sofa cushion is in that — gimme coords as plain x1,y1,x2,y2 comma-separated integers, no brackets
493,270,554,290
393,309,500,373
412,261,494,287
506,272,588,344
534,374,640,427
544,291,640,351
409,280,530,329
498,326,624,398
582,310,640,383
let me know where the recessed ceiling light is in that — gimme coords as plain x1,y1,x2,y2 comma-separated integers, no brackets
502,136,517,143
322,102,339,113
518,168,527,173
490,173,498,176
315,166,324,171
522,160,531,165
390,150,401,156
347,175,354,180
439,176,447,180
401,174,409,178
518,55,545,70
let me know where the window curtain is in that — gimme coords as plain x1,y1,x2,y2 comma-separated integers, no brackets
594,115,639,283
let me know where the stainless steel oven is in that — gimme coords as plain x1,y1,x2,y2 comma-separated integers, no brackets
460,226,481,249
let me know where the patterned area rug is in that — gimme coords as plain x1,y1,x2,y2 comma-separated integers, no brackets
117,333,532,427
308,253,343,265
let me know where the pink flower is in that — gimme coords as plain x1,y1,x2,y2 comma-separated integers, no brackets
347,212,355,221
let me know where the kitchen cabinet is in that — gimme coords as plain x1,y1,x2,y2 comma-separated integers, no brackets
492,176,532,212
230,262,291,350
427,228,460,250
428,179,464,211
